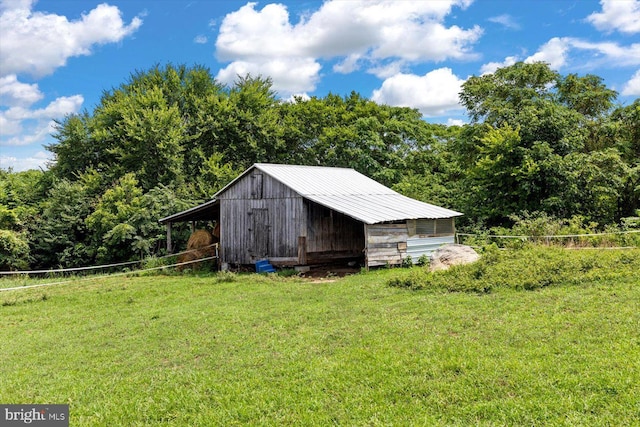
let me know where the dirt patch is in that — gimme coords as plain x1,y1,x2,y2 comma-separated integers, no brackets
298,264,361,279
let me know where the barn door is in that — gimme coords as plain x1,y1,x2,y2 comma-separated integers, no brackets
248,208,269,260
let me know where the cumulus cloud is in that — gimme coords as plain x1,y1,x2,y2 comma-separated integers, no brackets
446,118,466,126
586,0,640,34
0,1,142,77
525,37,571,69
215,0,481,95
1,95,83,146
520,37,640,71
568,39,640,66
216,58,322,94
622,69,640,95
480,55,519,75
0,1,140,168
0,151,51,171
0,74,43,107
371,68,465,116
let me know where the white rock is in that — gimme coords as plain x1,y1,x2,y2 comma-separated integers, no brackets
430,244,480,271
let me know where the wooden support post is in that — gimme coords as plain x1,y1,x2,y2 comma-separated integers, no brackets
363,224,369,271
166,222,173,254
190,221,196,234
297,236,307,265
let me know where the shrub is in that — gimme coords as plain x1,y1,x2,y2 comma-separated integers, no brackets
416,254,430,267
0,229,30,271
401,255,414,268
387,245,640,293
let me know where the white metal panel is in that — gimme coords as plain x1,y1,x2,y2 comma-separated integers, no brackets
406,236,454,260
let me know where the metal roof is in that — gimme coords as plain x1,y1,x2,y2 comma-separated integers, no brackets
226,163,463,224
158,198,219,224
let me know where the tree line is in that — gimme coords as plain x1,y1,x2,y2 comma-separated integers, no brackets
1,62,638,270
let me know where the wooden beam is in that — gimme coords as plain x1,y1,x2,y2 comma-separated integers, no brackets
297,236,307,265
166,222,173,254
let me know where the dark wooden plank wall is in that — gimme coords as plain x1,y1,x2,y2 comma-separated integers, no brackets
305,201,365,257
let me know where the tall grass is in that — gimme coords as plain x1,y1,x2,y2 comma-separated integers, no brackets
388,245,640,292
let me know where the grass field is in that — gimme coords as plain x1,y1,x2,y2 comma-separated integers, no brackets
1,247,639,426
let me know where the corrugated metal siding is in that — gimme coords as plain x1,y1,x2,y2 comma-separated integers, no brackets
406,236,455,260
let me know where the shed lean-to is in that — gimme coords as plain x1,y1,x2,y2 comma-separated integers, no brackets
159,163,463,268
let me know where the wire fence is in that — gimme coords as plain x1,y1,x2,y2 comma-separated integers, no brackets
0,244,218,277
0,255,218,292
456,230,640,249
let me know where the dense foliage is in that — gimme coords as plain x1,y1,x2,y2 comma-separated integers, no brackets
1,62,638,270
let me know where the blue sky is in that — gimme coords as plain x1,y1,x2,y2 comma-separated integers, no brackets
1,0,639,171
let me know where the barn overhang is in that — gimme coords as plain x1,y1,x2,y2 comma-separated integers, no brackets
158,199,220,224
158,199,220,253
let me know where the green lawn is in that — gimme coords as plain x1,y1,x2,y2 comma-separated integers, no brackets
1,248,639,426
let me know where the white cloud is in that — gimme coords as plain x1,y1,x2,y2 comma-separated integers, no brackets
215,1,481,94
0,151,51,171
520,36,640,71
525,37,571,69
368,61,406,79
194,35,208,44
1,95,83,146
488,14,520,30
568,39,640,66
586,0,640,34
284,93,311,103
0,1,142,77
333,53,364,74
0,74,43,107
0,1,139,162
480,56,519,75
371,68,465,116
446,118,466,126
622,69,640,95
216,58,321,95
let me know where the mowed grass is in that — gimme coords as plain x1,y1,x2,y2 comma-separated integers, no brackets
1,248,639,426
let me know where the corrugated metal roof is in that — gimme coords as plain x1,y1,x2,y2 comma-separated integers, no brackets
247,163,462,224
158,198,219,224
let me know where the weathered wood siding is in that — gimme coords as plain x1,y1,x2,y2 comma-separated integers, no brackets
365,218,457,267
305,201,365,260
365,223,408,267
219,170,305,265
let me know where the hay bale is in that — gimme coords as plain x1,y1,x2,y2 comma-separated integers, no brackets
187,229,213,250
179,229,216,270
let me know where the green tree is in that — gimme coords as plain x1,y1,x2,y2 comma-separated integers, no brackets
458,62,631,226
28,172,101,268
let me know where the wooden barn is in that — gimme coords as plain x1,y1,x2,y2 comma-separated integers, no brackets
159,163,463,268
